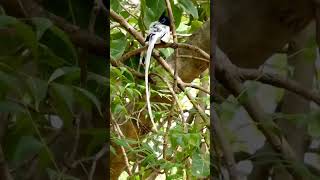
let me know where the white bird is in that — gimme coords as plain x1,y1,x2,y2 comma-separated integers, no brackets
143,13,171,131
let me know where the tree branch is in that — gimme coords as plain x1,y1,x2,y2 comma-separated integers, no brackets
237,68,320,105
215,47,306,179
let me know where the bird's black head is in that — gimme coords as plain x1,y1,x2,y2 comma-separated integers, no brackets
158,12,170,26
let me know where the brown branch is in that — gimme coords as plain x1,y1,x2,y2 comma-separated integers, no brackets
110,58,144,78
117,42,209,63
237,68,320,105
110,10,145,44
215,47,305,179
0,114,13,180
183,83,210,95
315,4,320,51
165,0,179,90
113,124,132,176
211,109,240,180
88,144,108,180
111,112,133,176
177,55,210,63
0,145,13,180
88,0,100,33
162,110,173,161
210,9,239,178
151,73,185,121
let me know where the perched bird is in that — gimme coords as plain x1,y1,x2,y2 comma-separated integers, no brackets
143,13,171,131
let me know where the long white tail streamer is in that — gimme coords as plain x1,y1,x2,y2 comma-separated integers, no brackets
144,19,170,132
145,33,161,131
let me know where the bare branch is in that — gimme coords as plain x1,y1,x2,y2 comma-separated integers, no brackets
215,47,306,179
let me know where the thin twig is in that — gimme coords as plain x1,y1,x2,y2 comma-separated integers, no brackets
117,43,209,63
88,0,100,33
177,54,210,63
165,0,179,91
88,144,108,180
111,116,133,176
69,117,80,161
151,73,185,122
211,109,240,180
183,82,210,94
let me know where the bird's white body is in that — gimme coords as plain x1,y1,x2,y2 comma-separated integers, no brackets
144,21,170,131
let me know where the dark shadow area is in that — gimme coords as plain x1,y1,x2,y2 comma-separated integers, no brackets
0,0,109,179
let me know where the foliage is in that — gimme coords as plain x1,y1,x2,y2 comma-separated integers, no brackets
110,0,210,179
0,1,107,179
215,34,320,178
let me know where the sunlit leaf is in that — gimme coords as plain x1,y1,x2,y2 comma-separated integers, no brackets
177,0,198,19
191,151,210,177
110,35,127,59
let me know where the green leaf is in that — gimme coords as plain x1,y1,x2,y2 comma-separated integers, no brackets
146,0,166,19
4,112,40,159
49,26,78,63
0,16,38,58
120,66,134,81
0,101,25,113
0,55,25,69
143,0,166,26
32,17,53,40
172,3,183,27
12,136,43,164
140,0,147,30
110,0,121,12
74,87,102,115
217,99,239,123
110,145,116,155
47,168,79,180
170,132,185,148
189,20,203,33
50,83,74,127
191,151,210,177
110,66,123,80
0,6,5,15
0,70,22,92
308,112,320,137
38,146,55,171
26,77,48,111
14,20,38,58
0,15,17,27
88,72,108,87
48,67,80,83
188,133,201,147
112,103,126,114
177,0,198,19
112,137,134,150
83,129,107,156
110,35,127,59
38,44,71,68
